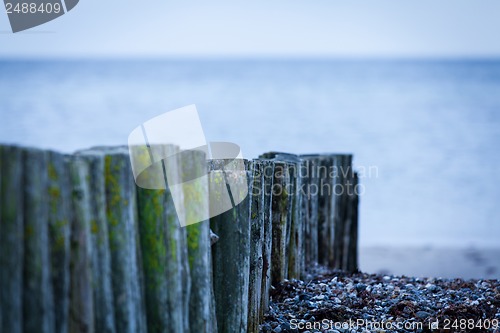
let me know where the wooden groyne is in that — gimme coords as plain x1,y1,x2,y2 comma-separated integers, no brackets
0,144,359,333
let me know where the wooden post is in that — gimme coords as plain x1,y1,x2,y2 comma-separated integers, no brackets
138,145,191,332
210,159,250,333
137,143,191,332
182,150,216,333
75,150,116,333
328,156,337,269
345,172,359,272
179,226,191,333
326,155,338,268
269,161,290,285
23,148,55,333
330,154,352,270
103,148,147,333
282,158,302,281
260,152,303,280
169,193,192,333
316,156,333,267
336,155,356,272
47,151,72,333
136,186,173,333
299,155,320,270
286,158,302,280
133,144,188,333
0,145,25,333
247,160,264,333
259,160,274,319
297,158,309,278
68,155,94,333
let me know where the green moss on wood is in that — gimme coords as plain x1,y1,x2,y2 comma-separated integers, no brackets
48,162,58,181
186,224,200,268
25,225,34,239
48,185,61,215
183,181,206,226
104,155,122,252
138,188,168,293
91,220,99,234
50,219,68,252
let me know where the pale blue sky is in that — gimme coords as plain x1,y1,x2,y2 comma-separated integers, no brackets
1,0,500,58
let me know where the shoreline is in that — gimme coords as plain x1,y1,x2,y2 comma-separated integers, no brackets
360,245,500,280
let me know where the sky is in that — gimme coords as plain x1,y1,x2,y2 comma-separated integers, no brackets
1,0,500,58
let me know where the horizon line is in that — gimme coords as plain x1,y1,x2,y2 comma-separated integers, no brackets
1,55,500,62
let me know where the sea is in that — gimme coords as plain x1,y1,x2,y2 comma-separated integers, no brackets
1,59,499,259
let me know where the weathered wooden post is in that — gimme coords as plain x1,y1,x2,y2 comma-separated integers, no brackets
259,160,274,319
0,145,25,333
316,156,333,267
23,148,55,333
247,160,264,333
103,147,147,333
172,212,191,333
345,172,359,273
47,151,72,333
75,150,116,333
132,143,192,333
182,150,216,333
280,157,303,280
332,155,352,270
259,152,303,280
132,145,171,333
179,226,191,333
68,155,95,333
269,161,290,285
328,156,339,269
299,155,319,270
132,144,188,333
210,159,250,333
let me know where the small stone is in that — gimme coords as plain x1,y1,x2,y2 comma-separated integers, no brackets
280,322,290,331
416,311,430,319
355,283,367,292
261,323,272,332
425,283,438,292
209,229,219,245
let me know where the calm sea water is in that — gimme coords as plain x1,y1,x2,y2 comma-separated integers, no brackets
1,59,499,248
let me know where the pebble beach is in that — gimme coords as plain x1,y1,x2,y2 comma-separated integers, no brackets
261,268,500,333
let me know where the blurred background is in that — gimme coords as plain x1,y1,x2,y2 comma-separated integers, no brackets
1,0,499,278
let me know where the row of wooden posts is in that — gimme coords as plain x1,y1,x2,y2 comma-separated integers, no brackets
0,144,359,333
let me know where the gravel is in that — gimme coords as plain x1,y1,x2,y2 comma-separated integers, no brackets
260,267,500,333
